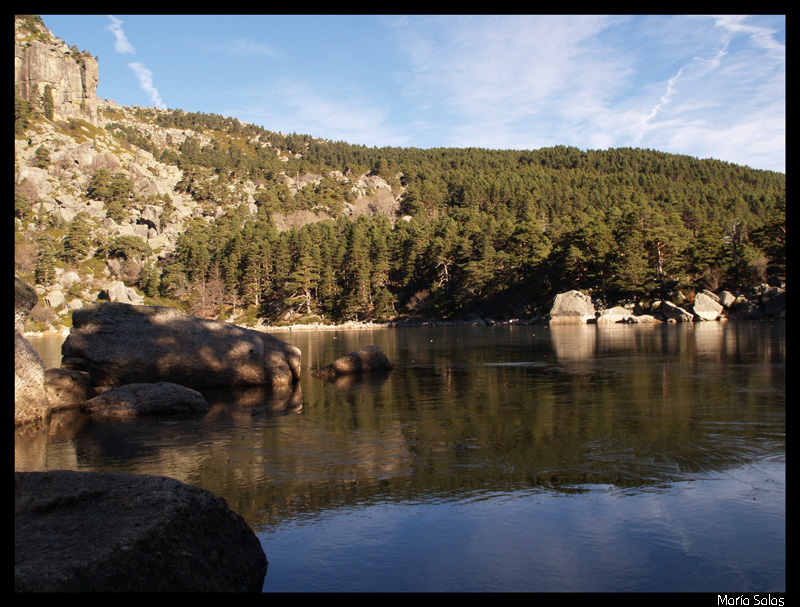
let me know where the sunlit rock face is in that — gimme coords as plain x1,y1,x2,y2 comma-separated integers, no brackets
15,16,99,124
15,278,49,427
548,290,596,325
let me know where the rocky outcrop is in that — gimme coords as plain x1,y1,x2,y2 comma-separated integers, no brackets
15,16,99,124
97,281,145,305
548,290,596,325
15,277,49,427
62,302,301,390
81,382,209,417
313,345,393,379
15,470,267,592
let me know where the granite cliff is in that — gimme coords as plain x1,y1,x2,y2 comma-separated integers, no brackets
15,15,99,125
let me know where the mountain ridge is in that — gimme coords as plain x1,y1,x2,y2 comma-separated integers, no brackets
14,15,786,331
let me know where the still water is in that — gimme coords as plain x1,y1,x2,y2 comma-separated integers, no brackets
19,322,785,592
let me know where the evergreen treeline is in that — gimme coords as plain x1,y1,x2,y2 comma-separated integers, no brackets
21,102,784,323
144,116,784,322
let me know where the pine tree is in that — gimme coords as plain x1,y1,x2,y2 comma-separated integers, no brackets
282,227,320,316
42,84,54,120
61,213,92,264
34,146,50,169
342,219,373,320
35,236,57,286
139,258,161,298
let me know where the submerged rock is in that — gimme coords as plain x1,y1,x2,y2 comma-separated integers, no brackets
15,470,267,592
81,382,209,417
313,345,393,379
61,302,301,390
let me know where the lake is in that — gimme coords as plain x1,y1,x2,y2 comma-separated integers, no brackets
18,321,785,593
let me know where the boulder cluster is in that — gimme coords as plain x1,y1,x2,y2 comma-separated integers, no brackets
547,286,785,325
16,282,302,426
15,274,397,593
14,277,307,593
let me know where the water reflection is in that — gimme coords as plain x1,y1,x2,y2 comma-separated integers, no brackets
18,323,784,517
17,322,785,591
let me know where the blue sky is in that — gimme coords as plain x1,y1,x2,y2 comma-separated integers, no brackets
40,14,785,173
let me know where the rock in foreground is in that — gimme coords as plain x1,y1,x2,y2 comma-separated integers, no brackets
15,470,267,592
62,303,301,390
313,345,393,379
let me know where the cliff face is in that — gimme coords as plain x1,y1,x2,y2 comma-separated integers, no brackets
15,16,99,124
13,16,407,334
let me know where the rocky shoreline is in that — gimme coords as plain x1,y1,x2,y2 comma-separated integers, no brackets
253,282,786,332
23,287,787,340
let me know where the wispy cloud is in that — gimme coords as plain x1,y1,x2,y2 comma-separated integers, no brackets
105,15,134,54
215,38,280,59
387,15,628,150
106,15,165,109
227,78,411,147
385,15,784,171
128,62,165,109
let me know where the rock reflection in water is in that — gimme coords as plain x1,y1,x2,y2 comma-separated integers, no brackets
201,384,303,415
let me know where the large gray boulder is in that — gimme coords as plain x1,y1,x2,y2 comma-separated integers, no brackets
15,276,38,333
548,290,596,325
15,470,267,592
692,292,724,321
718,290,737,308
61,302,301,390
81,382,209,417
15,334,49,427
15,278,49,427
313,345,393,379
